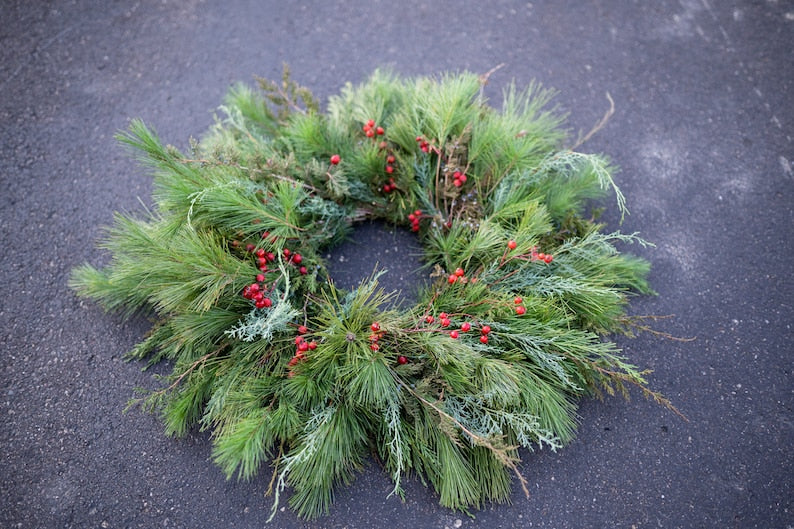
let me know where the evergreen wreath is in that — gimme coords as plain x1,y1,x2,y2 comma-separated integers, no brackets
70,67,680,520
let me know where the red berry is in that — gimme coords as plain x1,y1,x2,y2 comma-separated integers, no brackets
480,335,489,344
458,174,467,183
330,154,341,165
308,341,317,350
439,312,448,319
263,298,272,308
367,119,376,127
298,341,309,352
441,318,451,327
256,273,265,282
267,252,275,262
379,141,388,150
411,225,420,232
453,179,463,187
283,248,291,257
397,355,408,365
516,306,526,315
363,124,371,132
408,213,416,221
299,266,308,275
453,171,462,179
416,136,423,142
256,248,265,258
295,336,304,345
537,253,546,260
366,129,375,138
449,330,459,339
514,296,523,305
385,165,394,174
249,283,260,293
455,267,465,277
376,126,385,135
370,343,380,351
481,325,491,335
414,210,422,217
386,155,395,163
425,316,434,324
383,184,392,193
245,243,255,252
448,274,458,284
298,325,308,335
255,299,266,309
507,240,517,250
242,286,252,299
371,322,380,332
253,292,264,302
544,254,554,263
461,322,471,332
259,264,268,272
292,254,303,265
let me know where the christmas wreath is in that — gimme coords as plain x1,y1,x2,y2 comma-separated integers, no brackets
71,68,678,519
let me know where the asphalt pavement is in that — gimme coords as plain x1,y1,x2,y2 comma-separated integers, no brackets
1,1,792,528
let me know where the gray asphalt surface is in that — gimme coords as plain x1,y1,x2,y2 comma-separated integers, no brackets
2,1,792,528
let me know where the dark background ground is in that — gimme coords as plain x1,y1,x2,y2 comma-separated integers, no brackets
1,1,792,528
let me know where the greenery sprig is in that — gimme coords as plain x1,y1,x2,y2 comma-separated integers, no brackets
70,67,680,519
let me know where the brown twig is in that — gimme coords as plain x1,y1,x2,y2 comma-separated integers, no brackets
619,314,696,342
570,92,615,150
150,344,225,398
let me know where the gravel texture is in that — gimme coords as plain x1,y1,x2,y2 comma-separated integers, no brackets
1,1,792,528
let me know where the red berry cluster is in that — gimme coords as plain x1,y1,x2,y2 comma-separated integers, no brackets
415,136,431,153
447,266,476,285
514,296,526,315
423,310,492,343
530,246,554,264
369,321,384,351
407,209,423,232
242,279,273,309
240,233,310,308
362,119,400,194
369,321,409,365
382,153,397,193
479,325,491,344
504,240,554,264
451,170,467,188
281,247,308,275
287,325,317,375
362,119,385,139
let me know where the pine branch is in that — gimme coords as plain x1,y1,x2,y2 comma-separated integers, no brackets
391,368,531,500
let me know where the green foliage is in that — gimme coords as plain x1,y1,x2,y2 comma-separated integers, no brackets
70,68,677,520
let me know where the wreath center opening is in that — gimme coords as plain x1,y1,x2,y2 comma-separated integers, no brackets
325,220,426,305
